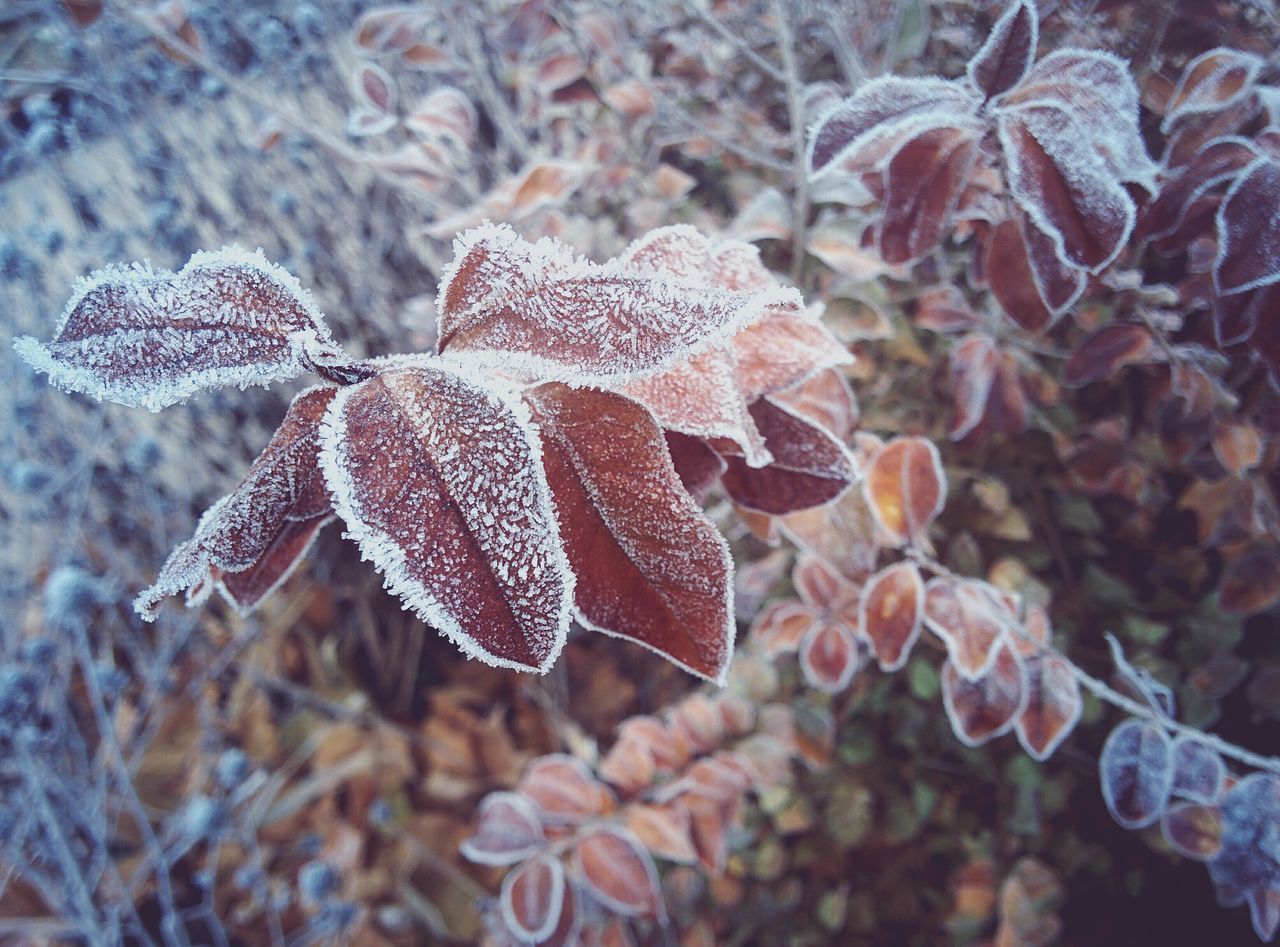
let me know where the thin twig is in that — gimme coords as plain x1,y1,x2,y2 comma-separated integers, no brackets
905,548,1280,776
771,0,810,283
685,3,786,83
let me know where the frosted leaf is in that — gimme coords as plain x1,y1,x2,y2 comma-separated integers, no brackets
621,225,713,281
319,360,574,674
793,553,857,615
625,803,698,864
877,124,981,265
732,312,852,403
949,334,998,441
808,77,981,176
346,107,398,138
710,240,776,291
352,61,395,113
914,285,981,333
1162,49,1264,134
750,600,820,657
1219,547,1280,616
500,853,565,943
518,754,615,825
718,398,857,516
526,383,734,684
941,643,1027,747
997,105,1136,272
404,87,476,147
966,0,1038,100
1015,649,1081,762
434,222,801,386
1248,889,1280,943
135,386,337,620
1099,718,1174,830
573,826,666,921
857,561,924,672
1207,773,1280,914
862,435,946,545
999,49,1157,194
799,621,860,694
460,792,546,866
537,878,582,947
985,216,1083,332
1105,632,1176,718
782,481,882,582
769,368,860,442
663,431,726,503
1144,137,1259,246
621,349,771,467
923,577,1006,681
1215,157,1280,296
1062,323,1158,387
1170,736,1227,804
1161,802,1224,861
13,247,354,412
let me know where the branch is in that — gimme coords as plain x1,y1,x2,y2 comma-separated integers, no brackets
771,0,810,283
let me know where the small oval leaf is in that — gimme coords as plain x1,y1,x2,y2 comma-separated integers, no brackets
863,436,946,544
573,826,665,921
1100,719,1174,830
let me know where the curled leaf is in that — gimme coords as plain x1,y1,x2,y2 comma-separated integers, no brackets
1061,323,1157,387
14,247,353,411
319,360,574,674
967,0,1038,100
135,386,336,619
460,792,546,865
1163,49,1264,133
500,853,565,943
877,124,981,265
924,578,1006,681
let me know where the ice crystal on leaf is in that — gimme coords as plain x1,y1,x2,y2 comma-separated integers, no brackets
806,0,1155,325
13,247,358,411
22,224,846,682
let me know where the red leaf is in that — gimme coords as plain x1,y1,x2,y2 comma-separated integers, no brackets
941,643,1027,746
862,436,946,544
967,0,1038,100
877,125,981,265
1163,48,1264,133
1160,802,1224,861
435,224,801,385
914,285,980,333
985,215,1083,332
1219,547,1280,616
1143,137,1258,246
320,361,574,674
528,383,734,683
1062,323,1158,387
768,368,860,442
518,754,615,825
799,622,860,693
997,105,1135,271
135,386,336,619
793,554,857,615
460,792,545,865
949,334,998,441
750,600,820,657
719,398,857,515
1016,651,1081,761
404,87,476,146
782,482,882,581
352,61,395,113
732,312,851,403
1214,157,1280,296
14,248,356,411
501,853,565,943
573,827,666,921
625,803,698,864
663,431,726,502
924,578,1007,680
858,562,924,672
809,77,981,175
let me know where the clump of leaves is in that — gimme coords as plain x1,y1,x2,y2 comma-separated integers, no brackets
15,224,852,682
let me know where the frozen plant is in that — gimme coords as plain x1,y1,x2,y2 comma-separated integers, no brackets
15,224,853,681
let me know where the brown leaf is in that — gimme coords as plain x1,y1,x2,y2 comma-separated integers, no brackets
518,754,615,825
626,804,698,864
528,383,734,683
878,125,980,265
460,792,545,865
135,386,336,619
574,827,666,921
1219,547,1280,615
320,362,574,673
500,853,565,942
924,578,1007,680
862,436,946,544
799,621,861,693
1211,417,1263,477
858,562,924,671
941,643,1027,746
1061,323,1158,387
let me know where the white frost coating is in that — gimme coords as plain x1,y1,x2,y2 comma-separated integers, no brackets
459,792,546,866
798,622,859,694
13,246,346,412
1161,48,1264,133
948,335,998,442
998,48,1158,194
966,0,1038,99
807,76,982,178
1214,156,1280,296
500,854,565,943
997,104,1137,273
1014,652,1082,761
1100,718,1175,830
318,358,575,674
434,221,803,389
941,644,1029,747
856,562,924,674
